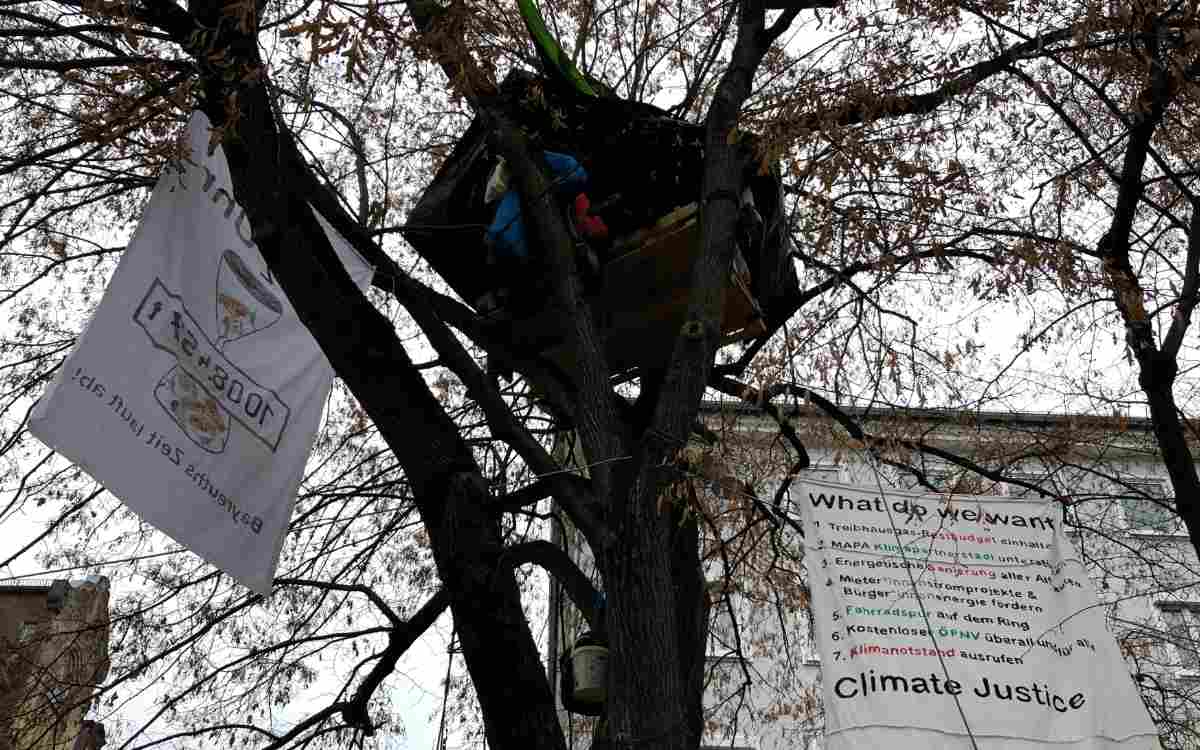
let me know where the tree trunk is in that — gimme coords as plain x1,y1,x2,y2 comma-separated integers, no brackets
208,75,566,750
1138,354,1200,560
597,455,706,750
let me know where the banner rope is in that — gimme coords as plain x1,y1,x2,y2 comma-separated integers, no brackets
865,459,982,750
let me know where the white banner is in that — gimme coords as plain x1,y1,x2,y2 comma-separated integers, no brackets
30,112,373,594
799,478,1160,750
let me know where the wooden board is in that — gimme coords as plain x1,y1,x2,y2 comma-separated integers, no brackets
530,204,766,374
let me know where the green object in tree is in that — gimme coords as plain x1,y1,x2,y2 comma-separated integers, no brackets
517,0,597,98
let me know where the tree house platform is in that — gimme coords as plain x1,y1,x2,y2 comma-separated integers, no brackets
403,71,797,376
593,204,766,370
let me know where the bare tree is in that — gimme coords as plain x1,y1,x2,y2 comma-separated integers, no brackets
0,0,1198,747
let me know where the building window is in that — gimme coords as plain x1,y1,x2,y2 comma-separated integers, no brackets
1158,604,1200,670
778,727,824,750
1006,472,1053,498
1121,480,1177,533
705,653,750,679
900,464,997,496
803,464,840,483
1119,637,1154,659
707,586,741,658
16,621,39,643
45,683,69,716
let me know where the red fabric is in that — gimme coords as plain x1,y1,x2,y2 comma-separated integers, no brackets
573,194,608,240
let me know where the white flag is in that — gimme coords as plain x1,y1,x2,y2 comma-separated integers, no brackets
30,112,374,594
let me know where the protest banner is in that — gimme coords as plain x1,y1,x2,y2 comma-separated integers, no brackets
800,478,1160,750
30,112,373,594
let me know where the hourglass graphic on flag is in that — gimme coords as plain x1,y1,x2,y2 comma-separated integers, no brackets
213,250,284,346
153,250,284,453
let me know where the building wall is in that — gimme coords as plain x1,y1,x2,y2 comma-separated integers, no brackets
0,587,54,646
0,585,55,750
1,579,110,750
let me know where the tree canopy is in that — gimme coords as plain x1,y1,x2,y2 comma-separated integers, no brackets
0,0,1198,746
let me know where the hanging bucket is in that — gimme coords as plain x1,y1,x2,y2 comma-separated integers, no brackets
570,633,608,705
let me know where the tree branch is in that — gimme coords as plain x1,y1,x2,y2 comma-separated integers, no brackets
502,540,602,632
339,588,451,734
710,376,1065,501
1161,205,1200,360
791,25,1079,131
127,0,196,44
285,126,613,551
0,56,190,71
274,578,404,627
491,474,592,514
714,239,1001,378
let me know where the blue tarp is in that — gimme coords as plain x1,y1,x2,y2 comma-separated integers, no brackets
486,152,589,261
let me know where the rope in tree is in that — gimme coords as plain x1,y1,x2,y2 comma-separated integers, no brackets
435,631,456,750
515,0,601,98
